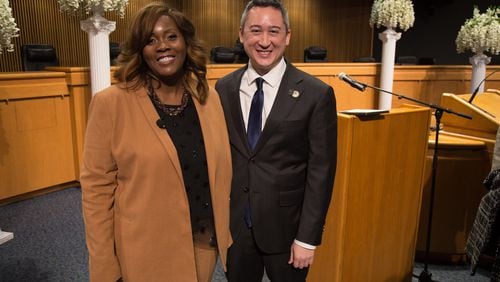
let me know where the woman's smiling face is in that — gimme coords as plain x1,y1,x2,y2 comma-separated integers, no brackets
142,15,187,81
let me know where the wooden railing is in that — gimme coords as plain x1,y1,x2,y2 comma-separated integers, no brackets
1,63,499,200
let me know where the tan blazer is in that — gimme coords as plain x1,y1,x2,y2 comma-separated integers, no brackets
80,83,232,282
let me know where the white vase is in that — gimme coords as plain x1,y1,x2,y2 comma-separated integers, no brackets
469,52,491,94
80,5,116,95
378,27,401,110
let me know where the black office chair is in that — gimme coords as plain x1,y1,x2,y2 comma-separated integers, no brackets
396,56,418,65
418,57,436,65
210,46,236,63
110,42,121,65
233,39,249,63
21,44,59,71
353,57,376,63
304,46,327,62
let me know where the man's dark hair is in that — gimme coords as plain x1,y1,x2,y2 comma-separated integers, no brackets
240,0,290,31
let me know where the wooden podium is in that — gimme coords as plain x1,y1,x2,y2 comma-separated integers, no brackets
415,91,500,262
308,106,431,282
439,91,500,153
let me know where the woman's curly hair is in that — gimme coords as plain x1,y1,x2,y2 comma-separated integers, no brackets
114,2,209,103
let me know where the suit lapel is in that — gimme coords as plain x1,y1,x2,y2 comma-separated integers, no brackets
225,68,251,155
135,87,184,182
253,63,303,153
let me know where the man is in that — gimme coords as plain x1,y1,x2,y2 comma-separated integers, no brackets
215,0,337,281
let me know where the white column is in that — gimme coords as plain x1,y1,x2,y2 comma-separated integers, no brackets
80,6,116,96
378,28,401,110
469,53,491,94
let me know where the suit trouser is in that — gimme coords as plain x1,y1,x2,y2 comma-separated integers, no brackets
226,221,308,282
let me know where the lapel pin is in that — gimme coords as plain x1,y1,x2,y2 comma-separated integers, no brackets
291,90,300,98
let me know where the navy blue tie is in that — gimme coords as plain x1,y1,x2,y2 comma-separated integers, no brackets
247,77,264,150
243,77,264,228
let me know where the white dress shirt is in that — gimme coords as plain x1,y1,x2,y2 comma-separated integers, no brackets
240,58,286,131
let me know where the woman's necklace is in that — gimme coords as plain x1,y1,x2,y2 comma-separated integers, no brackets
148,82,189,117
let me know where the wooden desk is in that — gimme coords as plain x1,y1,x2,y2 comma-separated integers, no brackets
0,72,76,200
415,92,500,262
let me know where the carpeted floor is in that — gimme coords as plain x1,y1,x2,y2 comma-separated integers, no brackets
0,187,492,281
0,187,88,281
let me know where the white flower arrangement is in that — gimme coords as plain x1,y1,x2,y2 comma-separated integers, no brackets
0,0,20,54
57,0,129,18
369,0,415,31
456,6,500,55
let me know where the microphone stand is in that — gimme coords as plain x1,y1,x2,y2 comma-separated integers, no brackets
356,81,471,282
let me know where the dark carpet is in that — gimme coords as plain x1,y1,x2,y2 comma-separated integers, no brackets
0,187,492,281
0,187,88,281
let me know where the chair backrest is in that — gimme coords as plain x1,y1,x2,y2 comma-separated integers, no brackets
110,42,121,65
353,56,376,63
396,56,418,65
210,46,236,64
418,57,436,65
21,44,59,71
233,39,249,63
304,46,327,62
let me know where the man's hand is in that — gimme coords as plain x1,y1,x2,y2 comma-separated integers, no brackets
288,242,315,269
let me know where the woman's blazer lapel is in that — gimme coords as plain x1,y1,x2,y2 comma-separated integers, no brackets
134,87,184,183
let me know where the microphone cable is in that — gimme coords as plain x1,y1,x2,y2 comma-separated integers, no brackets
468,69,500,103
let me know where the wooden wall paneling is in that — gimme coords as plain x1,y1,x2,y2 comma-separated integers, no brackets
1,0,375,72
2,0,161,72
182,0,245,56
286,0,372,63
108,0,167,48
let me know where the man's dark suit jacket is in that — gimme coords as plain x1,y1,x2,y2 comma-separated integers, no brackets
215,62,337,254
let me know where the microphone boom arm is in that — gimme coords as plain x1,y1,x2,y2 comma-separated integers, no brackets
362,82,472,120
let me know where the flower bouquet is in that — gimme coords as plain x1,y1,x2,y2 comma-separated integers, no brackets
0,0,19,54
456,6,499,55
369,0,415,31
456,6,499,93
57,0,129,18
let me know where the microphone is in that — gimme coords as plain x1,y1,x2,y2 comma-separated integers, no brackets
156,118,167,129
469,69,499,103
337,72,366,91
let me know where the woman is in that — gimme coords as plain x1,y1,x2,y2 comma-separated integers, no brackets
80,3,232,281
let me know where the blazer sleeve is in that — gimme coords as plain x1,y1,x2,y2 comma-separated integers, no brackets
80,91,121,281
296,86,337,246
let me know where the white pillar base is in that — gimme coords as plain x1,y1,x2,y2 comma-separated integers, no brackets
469,53,491,94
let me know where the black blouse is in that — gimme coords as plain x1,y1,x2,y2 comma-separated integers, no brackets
150,94,216,246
